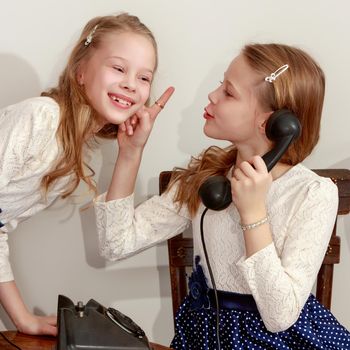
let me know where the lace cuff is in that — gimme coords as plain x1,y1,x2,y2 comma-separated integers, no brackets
0,233,14,282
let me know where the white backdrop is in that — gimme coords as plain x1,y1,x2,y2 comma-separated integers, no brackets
0,0,349,345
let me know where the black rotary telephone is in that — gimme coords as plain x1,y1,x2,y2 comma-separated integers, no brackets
198,109,301,211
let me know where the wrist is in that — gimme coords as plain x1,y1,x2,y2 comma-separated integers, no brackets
240,216,269,231
118,146,143,162
12,308,31,331
239,207,267,225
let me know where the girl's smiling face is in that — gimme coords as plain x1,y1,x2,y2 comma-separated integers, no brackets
79,31,156,126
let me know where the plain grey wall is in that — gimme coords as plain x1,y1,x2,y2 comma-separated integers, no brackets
0,0,349,345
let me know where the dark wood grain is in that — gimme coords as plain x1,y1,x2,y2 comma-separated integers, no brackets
0,331,171,350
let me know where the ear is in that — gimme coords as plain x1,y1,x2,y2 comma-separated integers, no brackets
257,111,273,134
76,64,85,86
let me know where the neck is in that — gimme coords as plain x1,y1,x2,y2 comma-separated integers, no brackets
270,162,293,180
235,149,293,181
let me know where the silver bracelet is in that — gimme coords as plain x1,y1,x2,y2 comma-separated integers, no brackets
240,216,269,231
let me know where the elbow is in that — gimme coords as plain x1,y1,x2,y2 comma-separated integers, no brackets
99,241,133,262
265,321,294,334
98,243,122,262
99,249,125,262
263,312,300,333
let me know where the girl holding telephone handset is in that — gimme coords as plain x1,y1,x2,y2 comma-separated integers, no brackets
95,43,350,349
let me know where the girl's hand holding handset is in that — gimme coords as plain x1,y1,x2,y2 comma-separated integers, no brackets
231,155,272,224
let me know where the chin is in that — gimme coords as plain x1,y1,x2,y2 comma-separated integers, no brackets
110,109,136,124
203,125,211,137
203,126,219,140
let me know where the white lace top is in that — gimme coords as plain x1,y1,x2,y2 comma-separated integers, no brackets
0,96,70,282
94,164,338,332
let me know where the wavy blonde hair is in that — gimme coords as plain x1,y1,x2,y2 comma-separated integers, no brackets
41,13,158,198
170,43,325,216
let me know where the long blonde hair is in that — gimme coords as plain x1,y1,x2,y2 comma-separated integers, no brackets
41,13,158,198
170,43,325,216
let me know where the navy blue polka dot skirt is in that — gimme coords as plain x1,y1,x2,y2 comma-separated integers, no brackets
170,257,350,349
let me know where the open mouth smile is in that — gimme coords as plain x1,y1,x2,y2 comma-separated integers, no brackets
108,93,135,108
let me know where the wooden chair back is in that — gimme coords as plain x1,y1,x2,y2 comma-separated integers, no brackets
159,169,350,320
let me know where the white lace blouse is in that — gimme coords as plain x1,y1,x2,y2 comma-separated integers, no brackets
94,164,338,332
0,97,70,282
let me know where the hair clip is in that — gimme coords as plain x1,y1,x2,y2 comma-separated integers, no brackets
84,25,98,46
265,64,289,83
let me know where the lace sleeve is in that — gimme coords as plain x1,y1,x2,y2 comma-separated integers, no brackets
0,234,13,282
0,99,58,191
237,178,338,332
0,106,31,191
0,98,59,282
94,183,191,261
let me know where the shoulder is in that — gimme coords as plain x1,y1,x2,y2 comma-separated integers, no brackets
1,96,59,122
0,97,61,158
1,96,60,138
277,163,338,204
2,96,59,121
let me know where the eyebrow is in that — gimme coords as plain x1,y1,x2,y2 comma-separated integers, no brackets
107,56,154,74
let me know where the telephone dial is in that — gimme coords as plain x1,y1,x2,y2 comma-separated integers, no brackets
198,109,301,210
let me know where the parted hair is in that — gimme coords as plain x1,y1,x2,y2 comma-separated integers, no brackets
41,13,158,198
169,43,325,216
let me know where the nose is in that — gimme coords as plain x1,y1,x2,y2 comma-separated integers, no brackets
120,74,136,92
208,86,219,104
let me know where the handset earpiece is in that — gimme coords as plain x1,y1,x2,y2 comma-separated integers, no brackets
198,109,301,211
262,109,301,171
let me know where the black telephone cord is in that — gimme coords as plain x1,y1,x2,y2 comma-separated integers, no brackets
200,208,221,350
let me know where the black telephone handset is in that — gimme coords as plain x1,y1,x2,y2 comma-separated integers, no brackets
198,109,301,211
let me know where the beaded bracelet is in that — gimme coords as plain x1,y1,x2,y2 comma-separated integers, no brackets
240,216,269,231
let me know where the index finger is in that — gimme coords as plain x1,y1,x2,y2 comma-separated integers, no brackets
153,86,175,110
251,155,268,173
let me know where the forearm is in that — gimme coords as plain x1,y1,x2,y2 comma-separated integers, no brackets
0,280,57,335
237,244,302,332
95,181,191,261
0,280,29,329
106,147,143,201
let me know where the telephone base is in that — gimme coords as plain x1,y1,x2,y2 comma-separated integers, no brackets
57,294,150,350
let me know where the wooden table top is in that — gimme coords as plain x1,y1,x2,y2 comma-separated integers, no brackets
0,331,171,350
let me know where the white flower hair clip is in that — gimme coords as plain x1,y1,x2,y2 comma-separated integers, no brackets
84,25,98,46
265,64,289,83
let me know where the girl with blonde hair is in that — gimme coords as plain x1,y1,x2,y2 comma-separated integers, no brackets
0,13,173,336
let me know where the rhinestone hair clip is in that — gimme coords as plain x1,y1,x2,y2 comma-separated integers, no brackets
84,25,98,46
265,64,289,83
